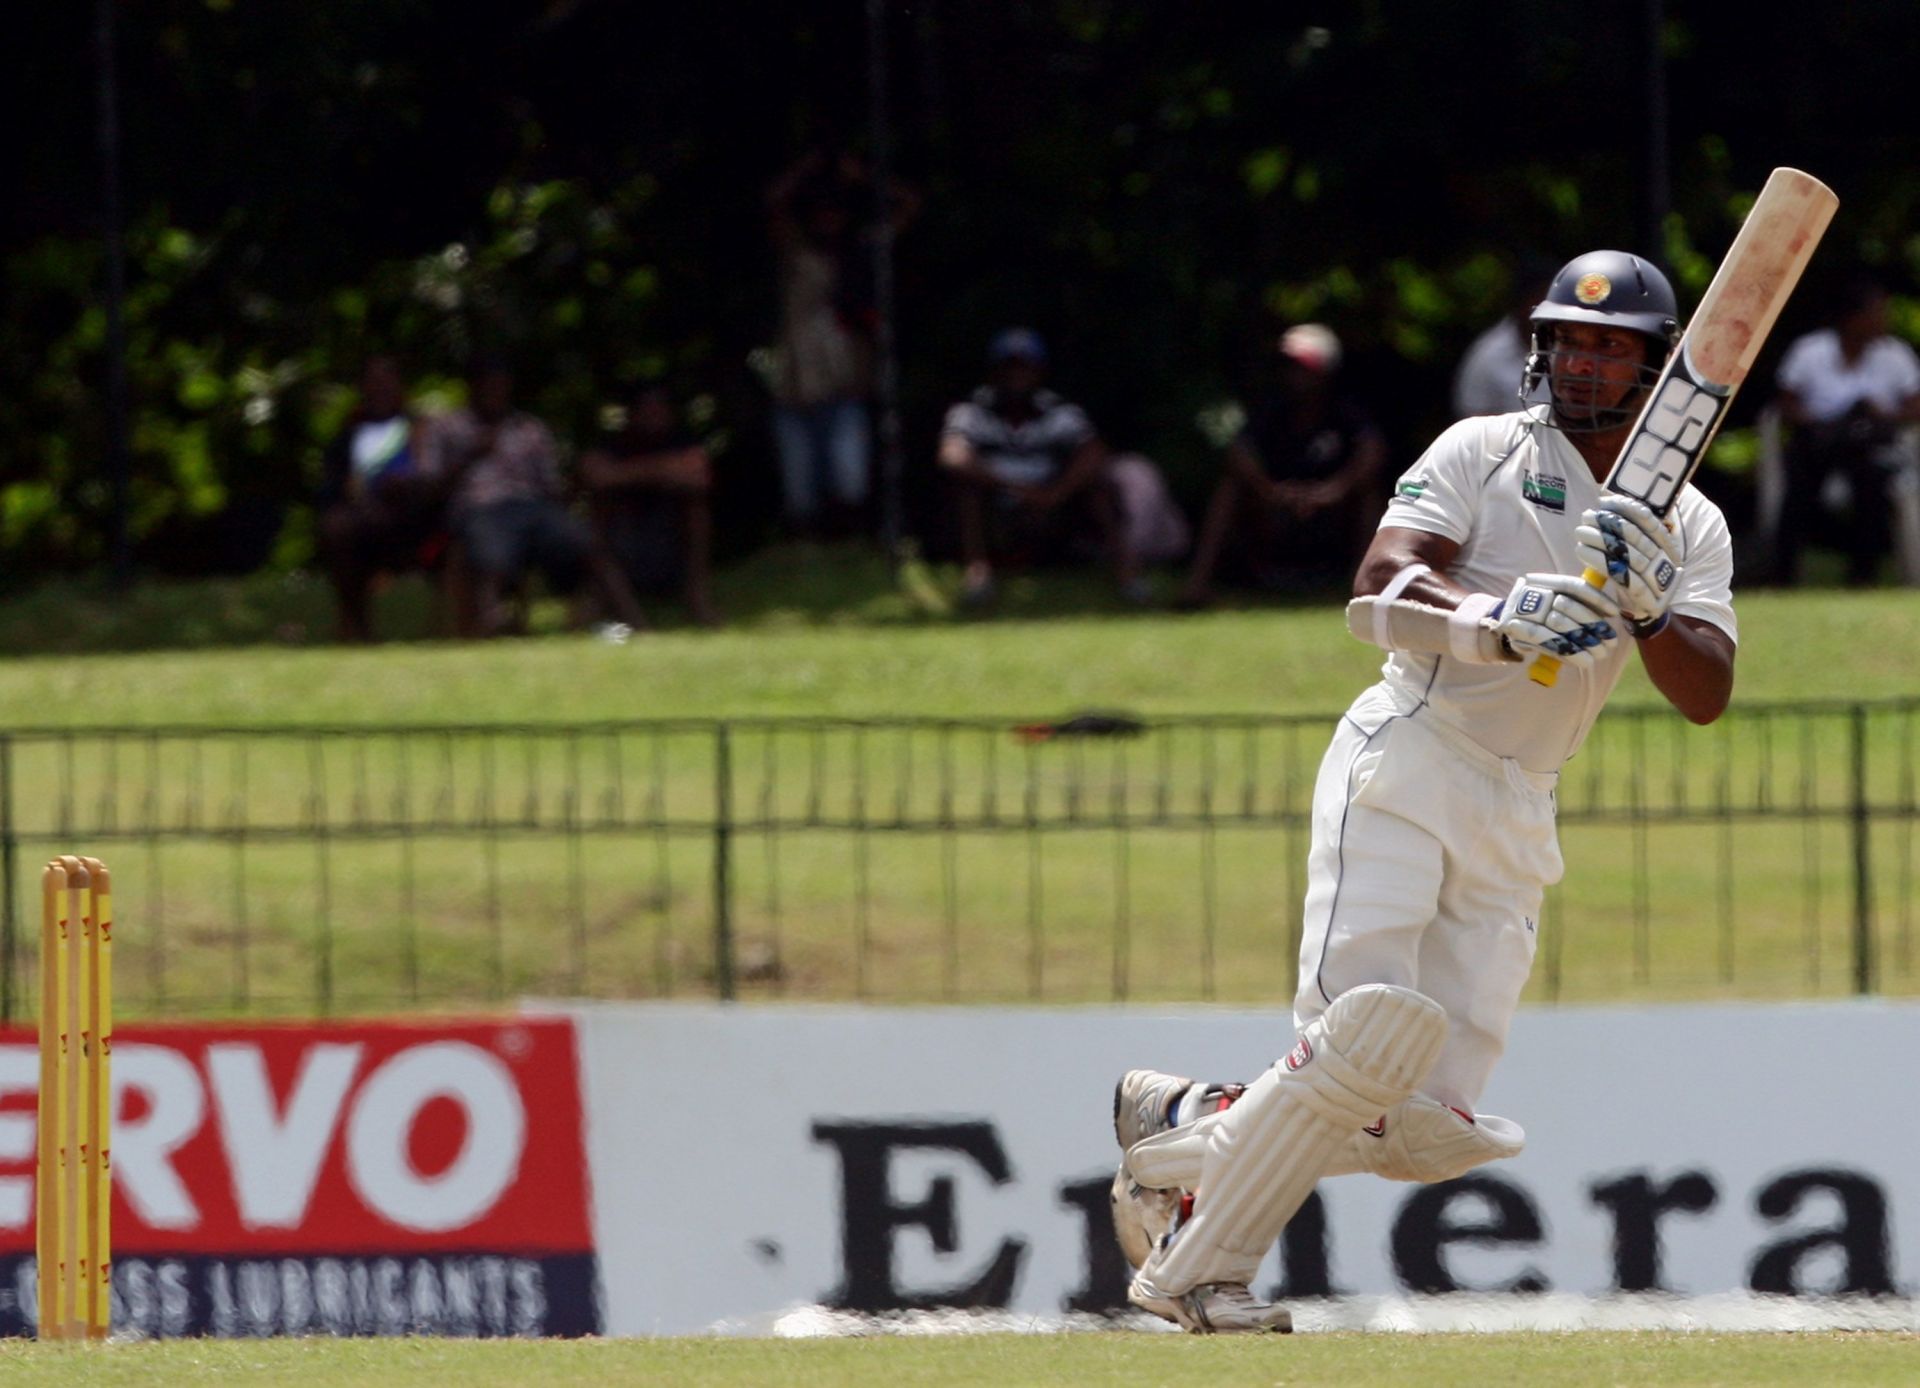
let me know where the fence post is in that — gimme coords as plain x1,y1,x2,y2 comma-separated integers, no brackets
0,735,14,1024
1851,703,1875,996
713,722,736,1001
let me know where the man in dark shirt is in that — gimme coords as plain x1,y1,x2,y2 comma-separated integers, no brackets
579,385,720,628
937,328,1140,605
1177,324,1387,607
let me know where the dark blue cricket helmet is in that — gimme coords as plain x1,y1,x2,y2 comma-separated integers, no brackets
1524,250,1679,429
1529,250,1679,344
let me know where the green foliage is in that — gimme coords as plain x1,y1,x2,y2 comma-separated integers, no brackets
0,171,685,575
8,0,1920,579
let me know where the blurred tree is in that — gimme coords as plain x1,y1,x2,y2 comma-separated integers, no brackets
3,0,1919,577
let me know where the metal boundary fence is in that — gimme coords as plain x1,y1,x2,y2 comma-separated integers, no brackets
0,699,1915,1019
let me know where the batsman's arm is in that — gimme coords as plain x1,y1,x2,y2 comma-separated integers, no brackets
1354,526,1467,606
1633,614,1735,725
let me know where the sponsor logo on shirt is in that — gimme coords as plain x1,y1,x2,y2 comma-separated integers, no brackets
1521,470,1567,513
1396,474,1431,501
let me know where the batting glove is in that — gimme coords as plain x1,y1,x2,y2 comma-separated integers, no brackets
1492,572,1623,672
1576,496,1682,636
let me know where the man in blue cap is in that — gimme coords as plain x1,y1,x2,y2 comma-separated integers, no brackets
937,328,1141,605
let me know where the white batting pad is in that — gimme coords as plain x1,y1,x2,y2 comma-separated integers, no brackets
1141,984,1446,1293
1126,1091,1526,1204
1123,1112,1217,1191
1323,1093,1525,1183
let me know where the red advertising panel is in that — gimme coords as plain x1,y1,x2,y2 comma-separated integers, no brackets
0,1017,596,1337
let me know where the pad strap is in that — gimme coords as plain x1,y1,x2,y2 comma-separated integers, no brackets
1372,563,1432,647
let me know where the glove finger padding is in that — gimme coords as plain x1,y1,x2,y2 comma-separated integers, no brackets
1577,498,1683,624
1494,572,1622,670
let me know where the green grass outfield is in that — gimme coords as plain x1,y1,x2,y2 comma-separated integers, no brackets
4,1332,1920,1387
0,564,1911,1015
0,562,1911,724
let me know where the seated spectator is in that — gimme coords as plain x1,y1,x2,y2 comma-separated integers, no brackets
429,358,646,637
937,328,1140,605
1772,278,1920,585
316,355,447,642
1177,324,1386,607
579,385,720,628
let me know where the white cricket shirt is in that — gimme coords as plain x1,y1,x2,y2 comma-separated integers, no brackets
1376,409,1738,774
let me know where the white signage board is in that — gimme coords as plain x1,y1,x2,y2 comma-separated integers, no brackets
571,1001,1918,1335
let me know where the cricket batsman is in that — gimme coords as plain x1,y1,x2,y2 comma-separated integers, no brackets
1113,251,1739,1332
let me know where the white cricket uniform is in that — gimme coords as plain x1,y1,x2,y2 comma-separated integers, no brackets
1294,409,1737,1112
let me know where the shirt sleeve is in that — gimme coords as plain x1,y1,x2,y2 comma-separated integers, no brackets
1886,338,1920,397
941,401,986,443
1671,489,1738,644
1378,416,1501,544
1045,401,1096,451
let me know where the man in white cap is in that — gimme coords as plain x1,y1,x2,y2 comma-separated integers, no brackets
1176,323,1387,607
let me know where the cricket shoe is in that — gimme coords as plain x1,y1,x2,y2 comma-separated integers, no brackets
1127,1272,1292,1334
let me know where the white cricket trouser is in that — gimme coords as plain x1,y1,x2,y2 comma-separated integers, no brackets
1294,684,1562,1113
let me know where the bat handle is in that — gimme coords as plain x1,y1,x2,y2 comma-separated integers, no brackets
1525,567,1610,689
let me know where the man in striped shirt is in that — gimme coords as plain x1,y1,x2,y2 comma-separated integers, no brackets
937,328,1142,606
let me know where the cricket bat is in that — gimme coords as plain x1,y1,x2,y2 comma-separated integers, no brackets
1530,167,1838,687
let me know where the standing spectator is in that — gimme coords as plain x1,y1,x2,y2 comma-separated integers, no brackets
937,328,1140,606
1176,324,1387,607
1452,260,1554,418
579,385,721,628
1772,279,1920,585
428,358,644,637
315,355,446,643
766,150,880,536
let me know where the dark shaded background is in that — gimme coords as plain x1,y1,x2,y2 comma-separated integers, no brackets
4,1,1916,578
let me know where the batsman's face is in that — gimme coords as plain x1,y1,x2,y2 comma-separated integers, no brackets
1547,323,1649,423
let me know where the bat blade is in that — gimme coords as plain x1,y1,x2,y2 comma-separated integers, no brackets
1529,167,1837,688
1606,167,1838,518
